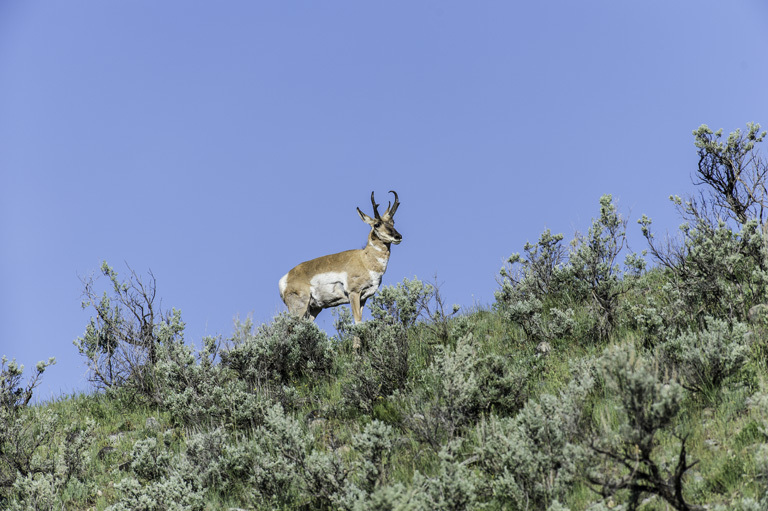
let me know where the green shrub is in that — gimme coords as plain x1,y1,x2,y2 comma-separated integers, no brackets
660,318,751,393
109,429,226,511
0,356,57,498
567,195,644,341
495,229,577,343
641,213,768,329
421,440,483,511
341,321,409,413
368,277,435,328
129,437,171,482
241,403,310,507
8,473,59,511
350,420,394,493
154,335,274,428
474,360,594,509
223,314,335,388
5,417,96,510
74,262,186,402
347,481,432,510
107,474,204,511
404,333,535,447
343,440,482,511
588,345,702,511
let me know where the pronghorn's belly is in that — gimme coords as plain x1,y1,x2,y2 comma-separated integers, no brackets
309,271,351,308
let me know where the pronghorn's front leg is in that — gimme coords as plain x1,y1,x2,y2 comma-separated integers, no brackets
350,291,363,349
350,292,363,324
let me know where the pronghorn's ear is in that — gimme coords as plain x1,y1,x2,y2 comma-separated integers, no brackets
357,207,375,225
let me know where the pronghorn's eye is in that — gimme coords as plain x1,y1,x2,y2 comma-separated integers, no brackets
374,222,381,228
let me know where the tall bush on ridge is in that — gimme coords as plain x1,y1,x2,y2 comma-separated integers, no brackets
640,212,768,328
495,229,576,342
637,123,768,330
692,122,767,229
0,356,56,497
74,261,185,402
496,196,644,343
568,194,645,341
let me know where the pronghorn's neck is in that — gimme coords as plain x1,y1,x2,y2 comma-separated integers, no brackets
363,231,391,269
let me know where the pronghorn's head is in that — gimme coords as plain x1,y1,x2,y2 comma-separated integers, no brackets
357,190,403,245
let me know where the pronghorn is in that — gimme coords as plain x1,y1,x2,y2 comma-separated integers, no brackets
279,190,402,325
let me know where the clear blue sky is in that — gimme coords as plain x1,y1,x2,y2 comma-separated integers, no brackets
2,2,767,400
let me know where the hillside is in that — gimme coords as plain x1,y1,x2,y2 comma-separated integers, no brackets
3,124,768,510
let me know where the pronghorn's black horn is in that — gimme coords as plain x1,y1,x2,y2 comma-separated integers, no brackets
385,190,400,218
370,191,382,219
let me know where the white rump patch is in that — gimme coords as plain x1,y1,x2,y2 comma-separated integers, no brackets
278,273,289,297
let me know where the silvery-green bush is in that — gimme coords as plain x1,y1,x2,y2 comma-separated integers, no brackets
404,333,535,447
341,321,409,413
421,440,483,511
181,427,227,489
109,430,222,511
495,229,577,343
474,363,594,510
8,473,58,511
224,314,335,388
129,436,171,482
567,195,644,341
741,388,768,509
154,335,274,429
588,345,701,511
6,418,96,510
345,441,483,511
347,480,432,510
368,277,434,328
0,356,57,499
641,212,768,329
660,318,751,393
107,474,204,511
351,420,394,493
593,344,683,460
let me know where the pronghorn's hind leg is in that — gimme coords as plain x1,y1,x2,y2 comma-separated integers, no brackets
284,291,312,320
